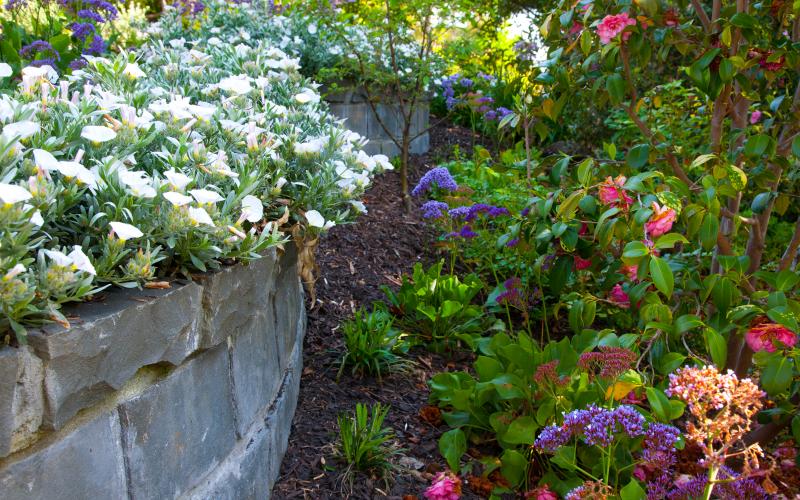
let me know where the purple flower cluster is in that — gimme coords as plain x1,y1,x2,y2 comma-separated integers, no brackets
19,40,61,67
535,405,646,451
60,0,118,20
171,0,205,15
448,203,509,221
641,423,680,468
412,167,458,196
69,22,96,41
496,277,525,308
656,467,768,500
420,200,449,219
85,35,106,56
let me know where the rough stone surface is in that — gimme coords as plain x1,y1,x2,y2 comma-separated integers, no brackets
200,248,277,348
0,249,306,499
120,344,237,500
273,247,302,370
0,411,127,499
229,308,281,438
0,346,44,458
29,282,204,429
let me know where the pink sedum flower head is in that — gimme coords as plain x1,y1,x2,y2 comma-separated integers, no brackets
645,202,676,238
598,175,634,209
750,110,763,124
610,283,630,308
525,485,558,500
597,13,637,45
424,471,461,500
745,323,797,352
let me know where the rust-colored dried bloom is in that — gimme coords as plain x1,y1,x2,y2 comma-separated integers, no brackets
667,365,765,469
565,480,613,499
534,360,569,387
578,346,636,379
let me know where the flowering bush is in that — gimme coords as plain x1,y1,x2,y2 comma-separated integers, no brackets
0,0,147,77
411,0,800,495
0,0,393,341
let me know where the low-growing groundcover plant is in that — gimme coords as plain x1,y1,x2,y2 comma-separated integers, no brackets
337,305,409,381
0,0,395,342
334,403,401,491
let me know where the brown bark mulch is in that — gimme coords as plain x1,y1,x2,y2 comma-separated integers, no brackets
272,123,486,499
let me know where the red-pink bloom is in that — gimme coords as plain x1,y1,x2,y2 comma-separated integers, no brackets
425,471,462,500
633,466,647,482
644,202,676,237
610,283,630,308
574,255,592,270
525,485,558,500
598,175,634,209
570,21,583,35
597,13,637,44
621,263,638,280
750,110,762,124
745,323,798,352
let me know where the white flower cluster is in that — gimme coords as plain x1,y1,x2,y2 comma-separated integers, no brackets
0,3,393,338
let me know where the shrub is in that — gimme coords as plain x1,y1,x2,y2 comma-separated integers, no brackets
0,0,394,342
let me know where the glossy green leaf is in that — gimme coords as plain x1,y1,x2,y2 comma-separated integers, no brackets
649,256,674,298
439,429,466,472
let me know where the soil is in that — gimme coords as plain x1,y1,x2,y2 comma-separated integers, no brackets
272,122,487,500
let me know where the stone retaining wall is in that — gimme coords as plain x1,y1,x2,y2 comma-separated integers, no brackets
0,246,305,499
325,88,430,157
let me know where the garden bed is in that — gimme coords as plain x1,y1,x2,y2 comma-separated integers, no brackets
273,121,487,499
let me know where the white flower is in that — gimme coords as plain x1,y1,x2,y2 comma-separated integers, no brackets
294,138,325,156
188,206,215,226
305,209,335,230
119,170,156,198
373,154,394,171
68,246,96,275
123,62,145,80
1,120,40,141
33,149,60,171
164,169,192,190
275,176,288,190
349,200,367,214
241,195,263,223
109,221,143,240
218,76,252,95
4,264,25,280
30,210,44,226
0,183,33,205
163,191,193,206
189,188,224,204
43,249,73,267
81,125,117,143
0,63,11,78
208,37,223,46
307,23,318,35
54,161,98,190
294,89,320,104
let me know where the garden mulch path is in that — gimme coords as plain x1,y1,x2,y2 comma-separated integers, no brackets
272,122,488,500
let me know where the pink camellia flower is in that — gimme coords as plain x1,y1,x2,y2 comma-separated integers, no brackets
610,283,630,308
525,485,558,500
750,110,762,124
574,255,592,270
597,13,637,45
598,175,634,209
644,202,677,238
424,471,462,500
570,21,584,35
745,323,798,353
